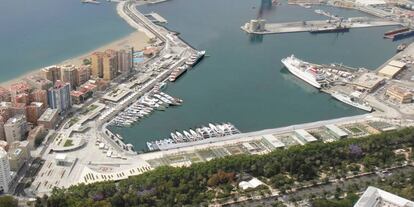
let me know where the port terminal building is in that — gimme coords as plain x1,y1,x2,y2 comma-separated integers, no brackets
377,60,406,79
325,124,348,139
261,135,286,150
292,129,318,145
351,73,385,92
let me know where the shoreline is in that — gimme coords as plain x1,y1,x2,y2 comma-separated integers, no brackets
0,30,150,88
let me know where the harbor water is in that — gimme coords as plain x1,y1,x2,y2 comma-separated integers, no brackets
0,0,133,83
110,0,404,151
0,0,405,151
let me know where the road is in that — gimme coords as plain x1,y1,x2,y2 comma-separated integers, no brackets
226,165,414,207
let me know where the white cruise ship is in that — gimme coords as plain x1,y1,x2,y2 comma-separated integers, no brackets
281,55,326,89
331,92,373,112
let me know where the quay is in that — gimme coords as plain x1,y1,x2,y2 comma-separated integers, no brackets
241,18,401,35
375,41,414,72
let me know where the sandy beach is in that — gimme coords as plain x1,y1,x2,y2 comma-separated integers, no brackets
0,31,150,87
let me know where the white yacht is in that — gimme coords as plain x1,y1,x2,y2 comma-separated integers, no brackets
331,91,373,112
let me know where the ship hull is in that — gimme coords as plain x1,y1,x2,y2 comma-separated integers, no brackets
331,93,372,112
310,27,349,34
281,59,321,89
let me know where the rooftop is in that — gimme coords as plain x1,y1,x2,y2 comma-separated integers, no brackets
378,65,403,78
354,186,414,207
38,108,59,122
71,91,85,97
352,73,385,90
387,85,412,96
5,115,26,125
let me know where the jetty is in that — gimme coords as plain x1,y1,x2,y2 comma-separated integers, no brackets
241,18,401,35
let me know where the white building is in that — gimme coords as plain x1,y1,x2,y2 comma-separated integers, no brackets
354,186,414,207
239,177,264,190
0,148,11,193
293,129,318,145
4,115,28,144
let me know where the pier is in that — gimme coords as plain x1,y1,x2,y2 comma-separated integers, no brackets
241,18,401,35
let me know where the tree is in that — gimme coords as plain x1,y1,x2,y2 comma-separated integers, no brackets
0,195,18,207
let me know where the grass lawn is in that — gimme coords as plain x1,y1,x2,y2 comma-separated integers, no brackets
64,139,74,147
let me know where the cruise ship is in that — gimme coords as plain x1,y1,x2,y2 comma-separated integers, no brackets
185,50,206,67
281,55,327,89
331,92,372,112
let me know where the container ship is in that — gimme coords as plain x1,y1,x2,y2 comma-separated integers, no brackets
281,55,327,89
185,50,206,67
331,91,372,112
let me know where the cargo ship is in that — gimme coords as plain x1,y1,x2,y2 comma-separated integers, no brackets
384,27,409,37
281,55,327,89
309,25,349,34
391,30,414,41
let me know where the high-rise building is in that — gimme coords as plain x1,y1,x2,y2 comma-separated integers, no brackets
75,65,91,87
103,49,118,81
47,80,72,113
42,65,61,84
25,75,53,90
91,52,104,79
0,116,5,141
0,87,11,102
11,103,27,118
117,49,133,75
0,102,12,122
4,115,28,144
9,81,31,104
37,108,59,129
26,102,45,125
61,65,77,89
0,148,11,193
14,93,29,105
30,89,48,109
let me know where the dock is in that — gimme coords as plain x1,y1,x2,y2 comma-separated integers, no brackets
241,18,401,35
144,12,168,23
375,41,414,72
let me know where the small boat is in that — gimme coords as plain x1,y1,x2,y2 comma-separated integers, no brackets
397,43,407,53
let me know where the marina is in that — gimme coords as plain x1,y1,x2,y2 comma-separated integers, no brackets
115,0,401,150
109,91,183,128
146,122,241,151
